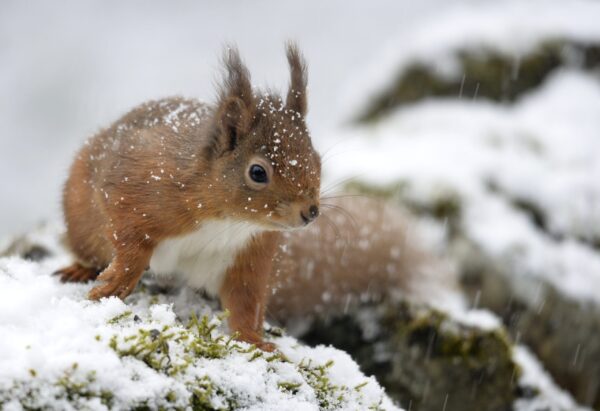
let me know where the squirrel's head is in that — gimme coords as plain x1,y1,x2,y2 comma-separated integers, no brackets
206,43,321,230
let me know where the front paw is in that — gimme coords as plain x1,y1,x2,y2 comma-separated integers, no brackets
88,279,133,300
88,282,119,300
54,263,98,283
238,333,277,352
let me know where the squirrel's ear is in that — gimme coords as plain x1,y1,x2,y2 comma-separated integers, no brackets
215,96,251,154
285,42,308,117
213,46,254,155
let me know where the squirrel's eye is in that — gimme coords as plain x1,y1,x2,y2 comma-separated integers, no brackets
249,164,268,183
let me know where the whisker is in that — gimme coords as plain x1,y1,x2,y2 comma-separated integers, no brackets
320,212,342,242
320,211,352,260
321,193,375,201
320,174,363,197
318,133,356,161
318,129,370,164
321,203,359,235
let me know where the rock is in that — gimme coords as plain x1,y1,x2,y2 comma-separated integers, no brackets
0,222,64,261
1,236,51,262
458,239,600,409
343,181,600,409
2,223,589,410
358,41,600,122
294,299,520,411
0,227,401,411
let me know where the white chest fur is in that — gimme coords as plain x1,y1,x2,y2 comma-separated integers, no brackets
149,220,262,295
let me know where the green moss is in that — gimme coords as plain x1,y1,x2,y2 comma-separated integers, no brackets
187,376,232,411
109,313,258,377
277,381,303,394
298,359,344,410
54,363,115,408
2,310,380,411
107,310,132,325
368,400,386,411
110,327,178,374
106,312,284,409
386,303,521,411
300,299,521,411
354,381,369,391
400,308,515,365
294,360,376,410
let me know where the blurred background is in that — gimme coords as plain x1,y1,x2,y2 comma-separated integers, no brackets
0,0,460,236
2,1,600,410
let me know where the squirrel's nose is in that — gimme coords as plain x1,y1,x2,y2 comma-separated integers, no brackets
300,205,319,225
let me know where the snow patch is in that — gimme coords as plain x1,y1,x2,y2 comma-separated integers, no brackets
0,228,401,410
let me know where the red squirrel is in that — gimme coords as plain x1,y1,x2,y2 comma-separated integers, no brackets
55,44,321,351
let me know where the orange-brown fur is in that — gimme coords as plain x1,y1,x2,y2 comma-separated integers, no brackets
220,231,280,351
56,44,321,350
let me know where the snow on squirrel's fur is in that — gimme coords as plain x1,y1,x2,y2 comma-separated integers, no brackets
0,226,400,411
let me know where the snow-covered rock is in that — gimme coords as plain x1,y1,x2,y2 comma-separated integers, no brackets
343,0,600,121
0,226,400,411
1,221,588,411
324,7,600,407
285,286,589,411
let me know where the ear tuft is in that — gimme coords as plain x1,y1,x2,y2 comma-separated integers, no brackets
216,97,251,154
285,42,308,117
221,45,254,108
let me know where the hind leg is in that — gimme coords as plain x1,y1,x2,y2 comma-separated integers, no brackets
88,233,154,301
54,263,100,283
62,151,114,273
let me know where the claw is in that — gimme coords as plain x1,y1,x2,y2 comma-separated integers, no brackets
88,272,138,301
54,264,98,283
88,284,110,300
238,333,277,352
